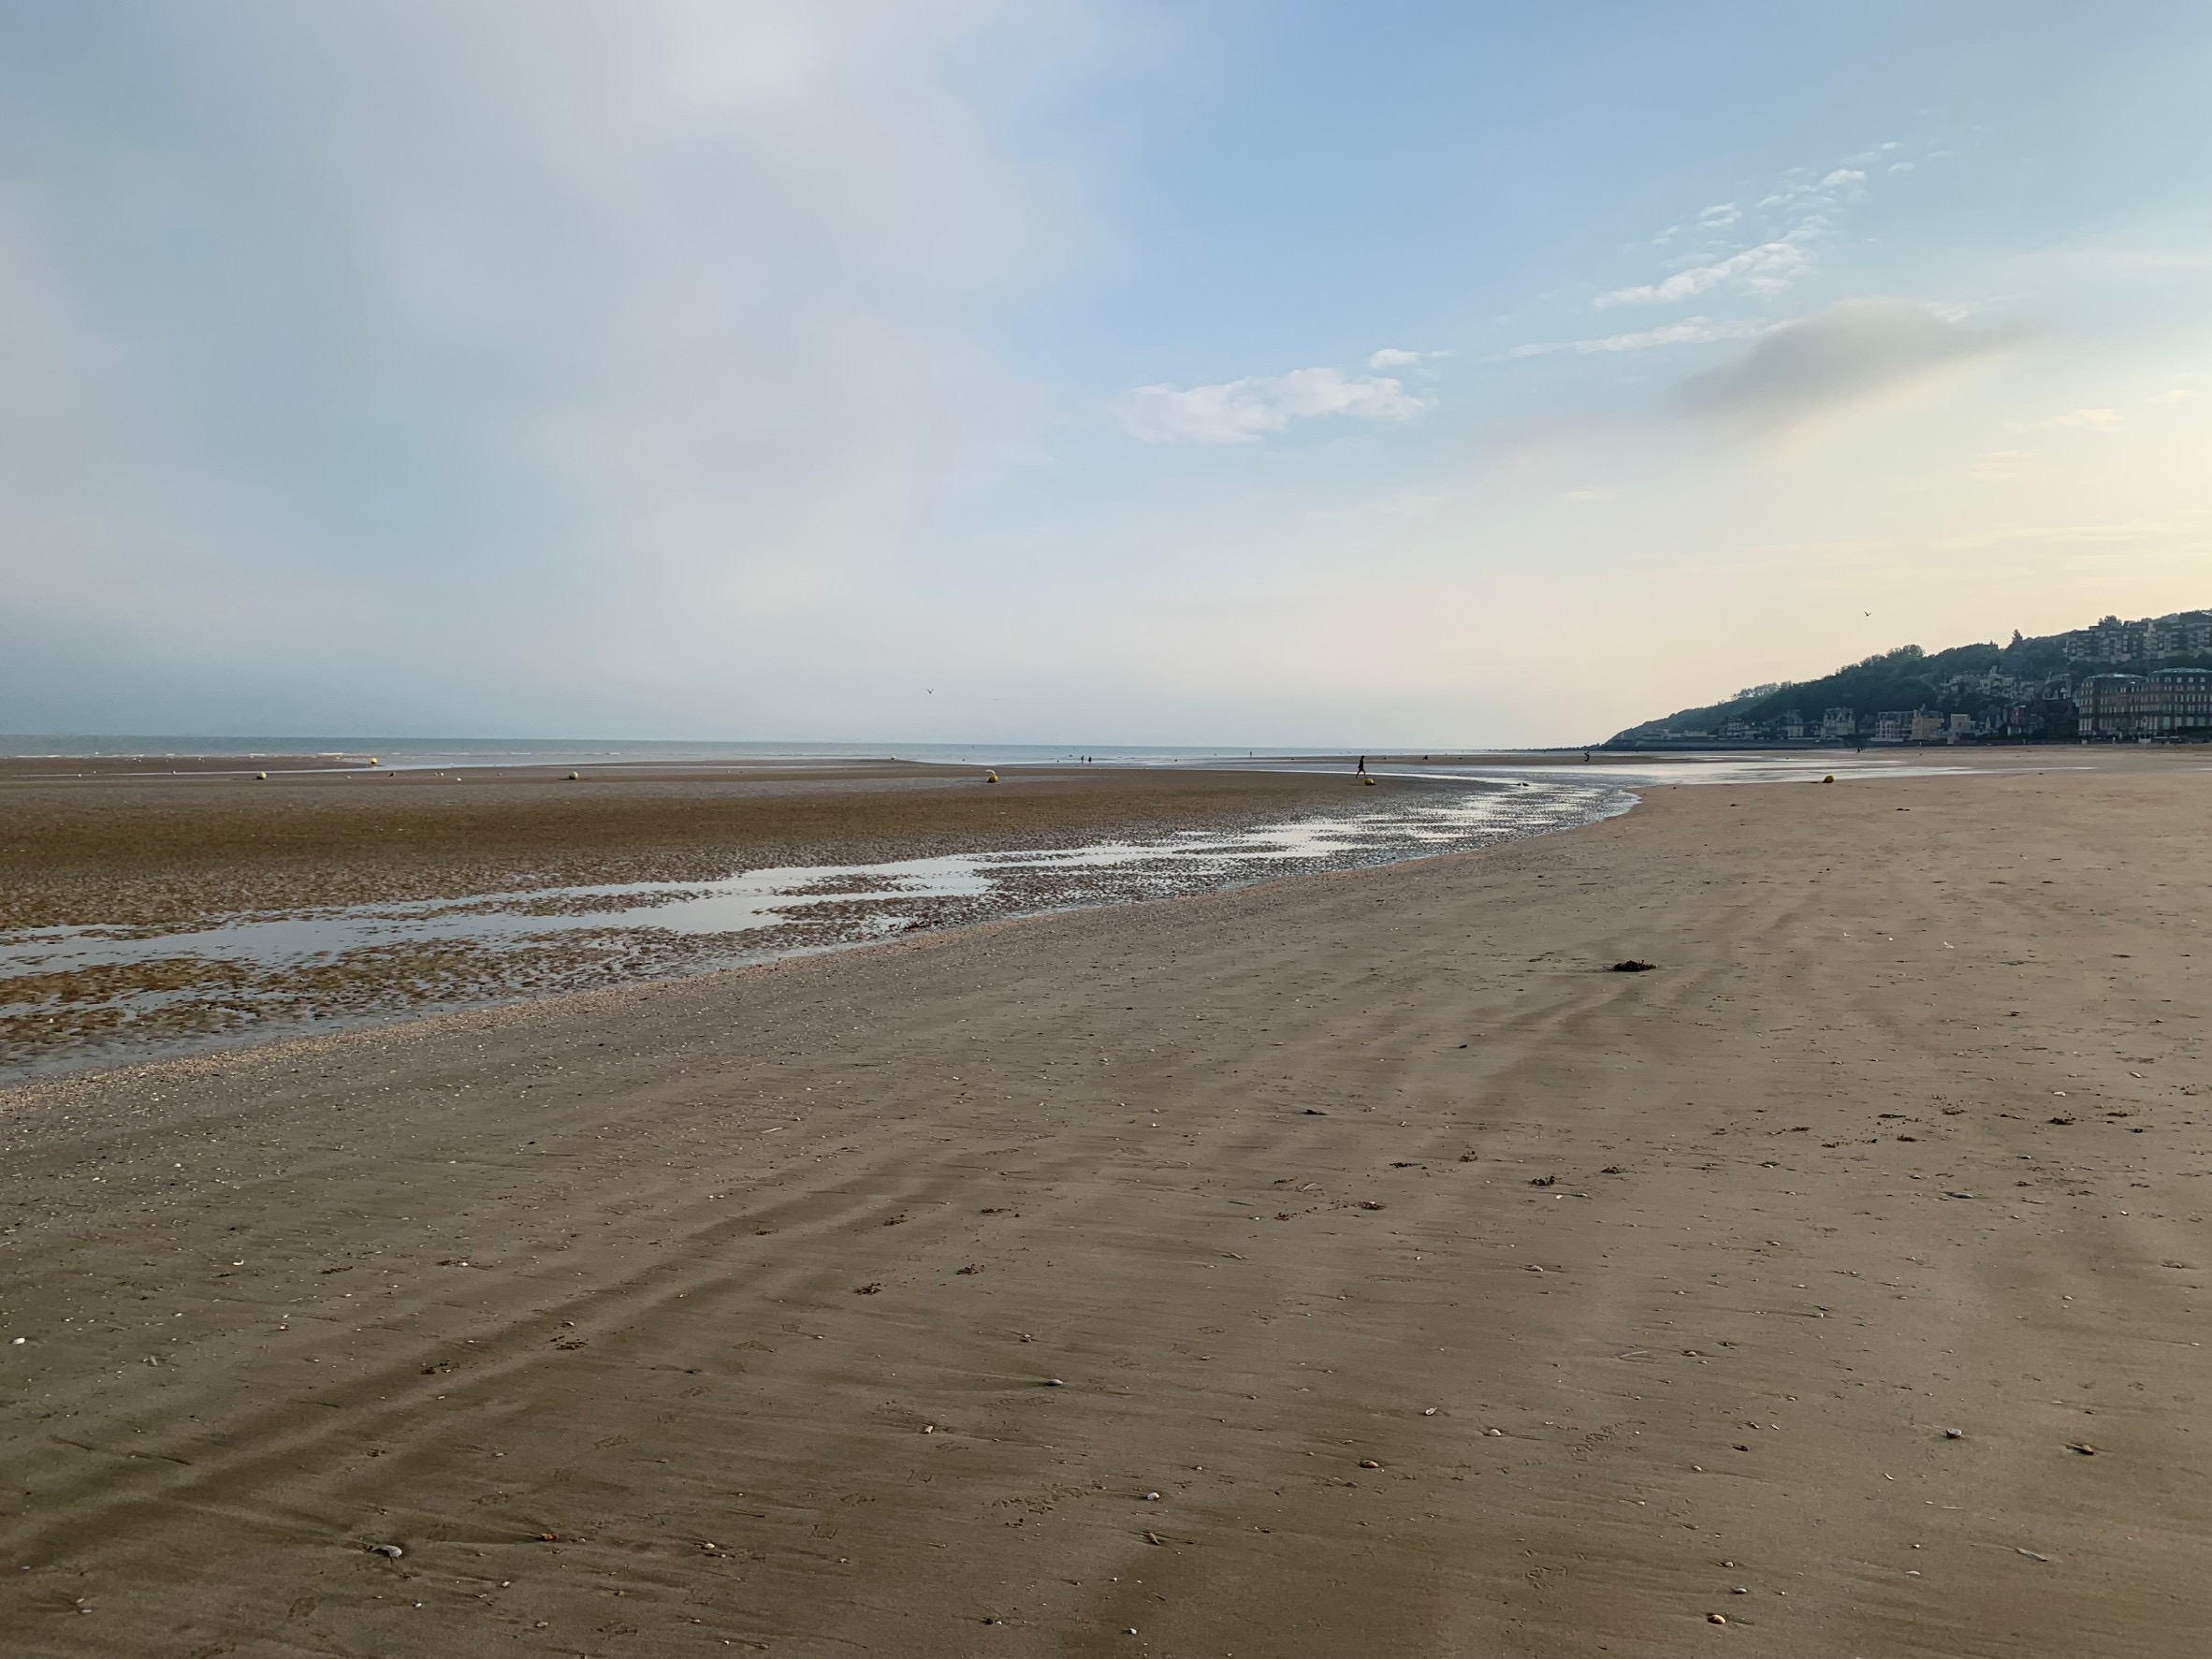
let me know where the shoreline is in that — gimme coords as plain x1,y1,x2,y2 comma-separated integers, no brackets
2,754,2206,1654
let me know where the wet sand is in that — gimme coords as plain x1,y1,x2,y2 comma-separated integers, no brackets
0,764,1441,1073
0,762,1375,931
2,754,2207,1655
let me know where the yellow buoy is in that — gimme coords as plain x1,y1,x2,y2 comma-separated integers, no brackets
985,770,999,783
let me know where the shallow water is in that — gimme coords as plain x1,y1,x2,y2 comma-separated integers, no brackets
0,778,1631,1080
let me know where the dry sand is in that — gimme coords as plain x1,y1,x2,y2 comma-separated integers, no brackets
1,756,2207,1656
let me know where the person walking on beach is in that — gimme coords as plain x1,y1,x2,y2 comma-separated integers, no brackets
1355,754,1367,776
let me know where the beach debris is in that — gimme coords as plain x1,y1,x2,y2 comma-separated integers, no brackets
882,1213,909,1227
1943,1190,1975,1200
1708,1611,1728,1624
1609,959,1657,973
854,1282,883,1295
1943,1428,1965,1439
2016,1548,2049,1562
1528,1175,1556,1187
1422,1407,1438,1416
1142,1491,1162,1501
1042,1377,1065,1387
1303,1108,1327,1115
367,1542,405,1560
1731,1585,1749,1594
1525,1263,1545,1273
1601,1164,1626,1174
2048,1115,2075,1126
1358,1200,1386,1211
1142,1530,1164,1546
565,772,580,781
1358,1459,1382,1469
958,1263,982,1274
2066,1441,2097,1456
1822,774,1835,783
1485,1427,1504,1436
255,771,268,780
1459,1151,1479,1162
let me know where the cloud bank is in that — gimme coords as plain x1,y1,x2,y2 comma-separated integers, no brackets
1681,298,2024,430
0,1,1105,734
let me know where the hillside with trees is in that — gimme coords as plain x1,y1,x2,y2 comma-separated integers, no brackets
1606,609,2211,747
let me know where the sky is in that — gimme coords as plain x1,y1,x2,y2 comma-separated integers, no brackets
2,1,2207,747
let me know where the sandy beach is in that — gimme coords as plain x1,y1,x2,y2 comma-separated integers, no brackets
2,754,2207,1656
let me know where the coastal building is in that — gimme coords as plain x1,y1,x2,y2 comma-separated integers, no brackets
1909,710,1945,743
2062,608,2212,664
1819,707,1855,740
1947,712,1974,741
2077,667,2212,737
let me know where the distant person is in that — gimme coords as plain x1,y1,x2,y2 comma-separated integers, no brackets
1355,754,1368,776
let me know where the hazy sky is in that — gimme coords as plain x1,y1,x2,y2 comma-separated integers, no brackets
4,2,2207,745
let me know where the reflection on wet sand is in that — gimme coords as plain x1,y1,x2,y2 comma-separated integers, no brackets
2,779,1628,1078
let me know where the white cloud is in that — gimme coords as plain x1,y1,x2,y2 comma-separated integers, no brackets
2029,407,2125,429
1497,316,1775,358
1820,167,1866,188
1367,346,1448,369
1595,226,1823,307
2151,387,2198,403
1696,202,1739,227
1114,366,1429,444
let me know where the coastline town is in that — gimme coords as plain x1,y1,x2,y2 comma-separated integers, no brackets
1611,605,2212,748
